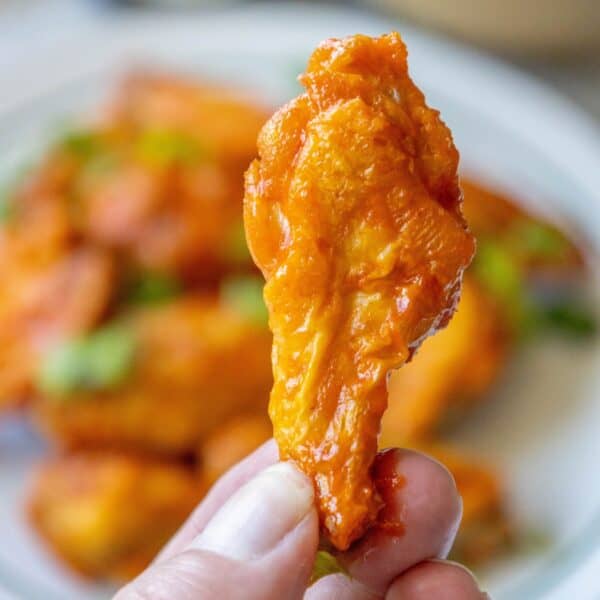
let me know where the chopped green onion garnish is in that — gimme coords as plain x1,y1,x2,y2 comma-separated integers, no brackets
517,527,552,554
538,302,597,338
81,152,120,179
471,239,531,332
508,220,569,261
220,275,268,327
472,240,523,301
37,324,136,398
135,129,209,166
58,130,117,191
125,272,182,305
310,550,349,584
60,129,105,159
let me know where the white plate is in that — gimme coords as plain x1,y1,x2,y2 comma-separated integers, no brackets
1,4,600,599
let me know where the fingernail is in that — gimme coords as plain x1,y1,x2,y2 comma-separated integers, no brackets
190,462,314,561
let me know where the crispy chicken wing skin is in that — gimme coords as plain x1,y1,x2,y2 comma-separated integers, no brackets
244,33,475,549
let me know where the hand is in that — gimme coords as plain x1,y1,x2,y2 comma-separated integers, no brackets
115,441,489,599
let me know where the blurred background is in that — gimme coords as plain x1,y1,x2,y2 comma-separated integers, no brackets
0,1,600,599
2,0,600,118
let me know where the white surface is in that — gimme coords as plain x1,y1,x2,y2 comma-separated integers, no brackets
1,4,600,599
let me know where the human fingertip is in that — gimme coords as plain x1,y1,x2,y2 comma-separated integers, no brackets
339,448,465,593
376,449,463,556
190,461,314,561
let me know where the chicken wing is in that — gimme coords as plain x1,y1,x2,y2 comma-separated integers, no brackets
462,179,583,277
244,33,475,549
0,181,113,407
28,452,203,581
0,73,268,408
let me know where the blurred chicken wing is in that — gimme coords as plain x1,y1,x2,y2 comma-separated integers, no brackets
34,294,272,455
426,444,511,565
28,452,202,581
0,73,268,410
6,74,266,283
462,179,583,277
79,73,268,279
107,73,267,166
0,179,114,407
381,276,509,444
244,33,474,549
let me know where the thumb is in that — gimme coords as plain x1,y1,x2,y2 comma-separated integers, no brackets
115,462,319,600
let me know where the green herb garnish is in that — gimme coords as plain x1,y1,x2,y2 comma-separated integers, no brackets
220,275,268,327
471,239,532,333
125,272,182,305
537,302,597,338
81,151,120,179
37,324,137,398
310,550,349,584
472,240,523,301
508,220,569,261
135,129,209,166
517,527,552,554
60,129,105,159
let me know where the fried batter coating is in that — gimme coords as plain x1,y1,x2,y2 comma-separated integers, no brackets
380,180,586,444
28,452,203,581
381,277,509,444
34,298,272,454
244,33,475,549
